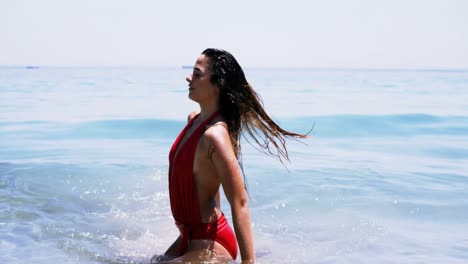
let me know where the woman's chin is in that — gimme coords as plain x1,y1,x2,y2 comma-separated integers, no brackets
188,93,199,103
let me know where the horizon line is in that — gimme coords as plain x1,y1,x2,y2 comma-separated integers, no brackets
1,64,467,72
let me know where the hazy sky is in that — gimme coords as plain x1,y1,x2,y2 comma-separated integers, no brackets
1,0,467,68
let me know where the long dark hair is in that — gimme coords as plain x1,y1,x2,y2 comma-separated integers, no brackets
202,48,308,164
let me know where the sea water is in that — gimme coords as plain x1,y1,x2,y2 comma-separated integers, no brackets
1,67,467,264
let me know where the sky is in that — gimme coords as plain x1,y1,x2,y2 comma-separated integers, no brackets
1,0,467,69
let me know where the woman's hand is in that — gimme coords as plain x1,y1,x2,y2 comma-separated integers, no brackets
150,254,171,263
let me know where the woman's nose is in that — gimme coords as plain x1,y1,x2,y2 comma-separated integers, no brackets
186,74,192,82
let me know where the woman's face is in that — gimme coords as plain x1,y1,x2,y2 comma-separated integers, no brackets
186,54,219,105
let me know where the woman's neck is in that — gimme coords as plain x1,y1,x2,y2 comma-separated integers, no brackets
198,101,219,121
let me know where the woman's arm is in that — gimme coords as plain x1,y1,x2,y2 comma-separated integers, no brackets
205,125,255,262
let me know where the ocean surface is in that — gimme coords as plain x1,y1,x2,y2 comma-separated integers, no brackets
1,66,468,264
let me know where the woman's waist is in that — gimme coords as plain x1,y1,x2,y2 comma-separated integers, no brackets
175,213,229,238
171,199,222,226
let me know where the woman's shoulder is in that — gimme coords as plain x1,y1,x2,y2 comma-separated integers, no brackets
203,119,230,145
202,119,235,159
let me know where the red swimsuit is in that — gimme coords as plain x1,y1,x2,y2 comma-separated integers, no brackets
168,112,238,259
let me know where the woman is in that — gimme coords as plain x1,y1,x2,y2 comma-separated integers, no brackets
154,48,307,263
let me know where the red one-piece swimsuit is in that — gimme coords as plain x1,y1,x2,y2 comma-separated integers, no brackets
168,111,238,259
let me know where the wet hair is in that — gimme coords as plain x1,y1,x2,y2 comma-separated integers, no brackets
201,48,308,164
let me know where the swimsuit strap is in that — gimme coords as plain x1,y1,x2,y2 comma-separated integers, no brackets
169,111,220,171
194,111,220,133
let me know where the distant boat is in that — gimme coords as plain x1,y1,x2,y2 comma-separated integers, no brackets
181,65,192,69
25,66,39,69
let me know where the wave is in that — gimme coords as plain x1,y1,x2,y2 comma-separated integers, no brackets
0,119,184,140
1,114,468,140
277,114,468,138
